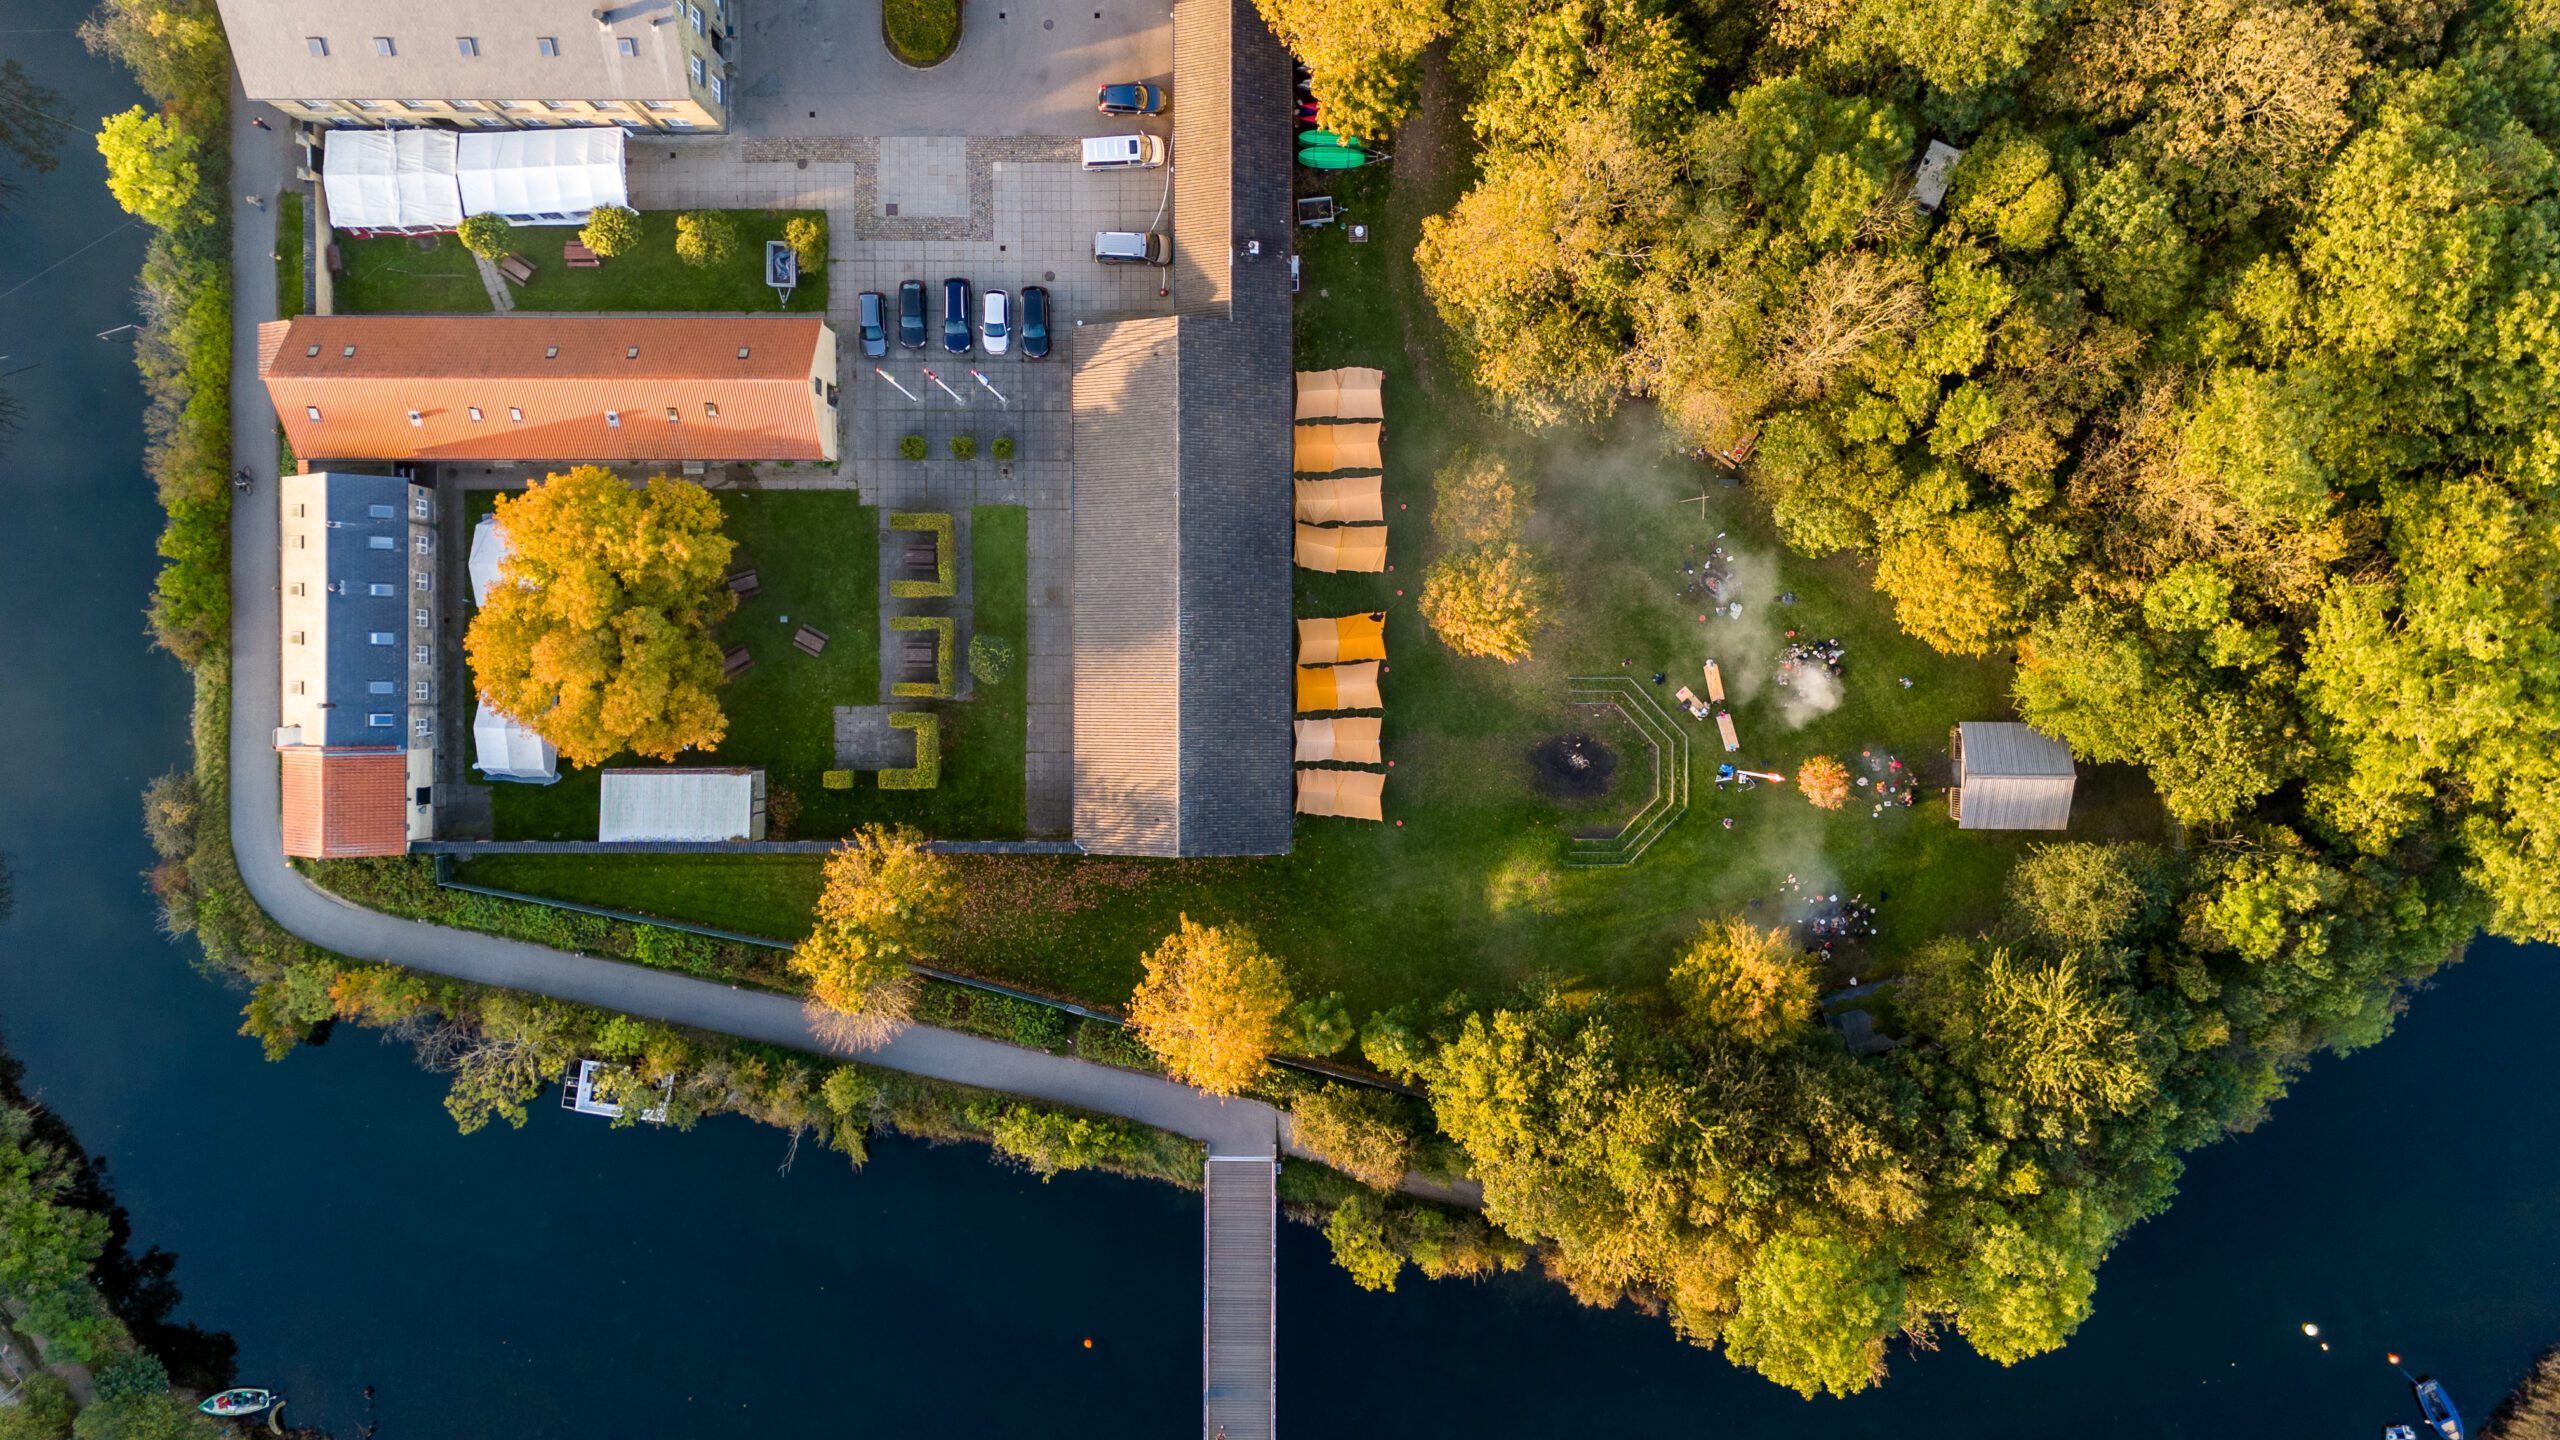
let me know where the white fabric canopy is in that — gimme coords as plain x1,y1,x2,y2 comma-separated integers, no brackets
468,514,511,606
472,701,559,784
457,128,629,223
599,769,766,842
322,129,461,232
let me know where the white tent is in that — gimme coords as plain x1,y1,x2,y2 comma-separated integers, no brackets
599,768,767,842
457,128,629,225
472,701,559,784
468,514,512,606
322,129,461,234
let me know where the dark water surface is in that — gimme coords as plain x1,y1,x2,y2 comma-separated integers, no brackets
3,9,2555,1436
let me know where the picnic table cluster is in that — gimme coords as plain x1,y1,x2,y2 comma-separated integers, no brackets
1672,659,1744,753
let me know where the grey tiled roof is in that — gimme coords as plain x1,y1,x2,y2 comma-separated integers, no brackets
319,473,420,747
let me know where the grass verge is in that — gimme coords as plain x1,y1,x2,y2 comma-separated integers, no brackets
275,190,303,318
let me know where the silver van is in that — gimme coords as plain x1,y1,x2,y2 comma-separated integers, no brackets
1095,230,1172,266
1082,134,1167,170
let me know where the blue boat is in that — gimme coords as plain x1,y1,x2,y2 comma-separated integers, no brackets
2413,1375,2464,1440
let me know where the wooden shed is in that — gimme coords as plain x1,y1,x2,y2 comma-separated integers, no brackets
1950,722,2075,830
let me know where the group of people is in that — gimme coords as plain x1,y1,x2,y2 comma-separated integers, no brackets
1857,749,1918,817
1777,633,1847,685
1771,876,1883,965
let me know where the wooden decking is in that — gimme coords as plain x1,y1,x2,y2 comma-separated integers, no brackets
1204,1155,1276,1440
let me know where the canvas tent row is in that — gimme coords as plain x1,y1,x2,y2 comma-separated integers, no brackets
1294,523,1388,573
1292,423,1383,474
472,701,559,784
1295,767,1385,820
1294,475,1385,525
1293,717,1383,764
1296,661,1382,713
1294,367,1385,421
321,128,462,235
1297,612,1386,665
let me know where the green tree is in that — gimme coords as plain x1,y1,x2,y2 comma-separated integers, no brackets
1127,917,1294,1095
2006,843,2172,950
1906,942,2158,1129
463,467,737,767
94,107,201,230
1945,126,2066,252
2062,162,2199,325
0,1372,76,1440
1418,541,1556,662
1323,1192,1409,1290
784,214,827,270
975,1103,1141,1180
69,1394,222,1440
674,210,739,267
1256,0,1451,139
457,212,513,259
1286,991,1357,1056
1290,1084,1419,1189
1669,919,1819,1048
1721,1222,1904,1398
579,204,642,258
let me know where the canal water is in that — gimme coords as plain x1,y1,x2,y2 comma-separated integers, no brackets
2,8,2554,1436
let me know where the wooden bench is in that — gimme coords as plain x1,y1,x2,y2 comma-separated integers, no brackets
324,242,343,275
563,241,601,268
726,567,761,598
722,645,754,678
497,254,534,285
792,624,829,656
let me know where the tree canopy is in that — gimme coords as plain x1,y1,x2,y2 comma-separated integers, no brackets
464,467,736,767
1126,917,1295,1095
789,825,958,1039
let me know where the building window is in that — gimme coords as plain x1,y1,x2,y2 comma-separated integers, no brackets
373,36,395,56
667,118,696,130
306,36,328,56
368,503,396,518
413,607,431,628
368,582,396,597
666,407,680,423
290,680,305,695
293,503,307,517
306,406,323,422
299,102,332,115
402,100,437,112
710,75,725,106
414,570,432,591
497,100,528,111
412,489,432,519
643,100,674,112
812,377,823,395
457,36,479,56
413,681,432,701
467,406,484,422
735,346,749,359
342,344,357,357
407,410,423,426
544,346,559,359
508,407,524,422
537,36,559,56
368,535,395,550
369,631,395,646
369,680,396,695
543,99,576,112
605,410,621,427
475,117,505,127
626,346,640,359
369,713,395,728
594,101,624,112
288,582,306,596
704,401,719,418
451,100,482,111
290,630,307,645
414,717,435,738
413,645,432,665
414,533,433,554
689,56,706,87
618,36,639,56
689,3,706,34
352,99,387,111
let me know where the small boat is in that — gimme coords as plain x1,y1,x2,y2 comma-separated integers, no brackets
1298,147,1371,170
2413,1375,2464,1440
2386,1426,2421,1440
1298,129,1365,151
199,1388,280,1418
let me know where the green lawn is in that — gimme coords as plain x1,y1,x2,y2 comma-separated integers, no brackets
332,210,827,315
276,191,304,318
883,0,961,65
456,151,2165,1023
480,491,1028,841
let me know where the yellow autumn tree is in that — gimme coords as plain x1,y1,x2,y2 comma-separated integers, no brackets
1668,919,1820,1049
1253,0,1450,141
789,825,961,1046
464,467,736,767
1797,755,1851,810
1418,541,1556,663
1126,916,1294,1096
1430,447,1533,547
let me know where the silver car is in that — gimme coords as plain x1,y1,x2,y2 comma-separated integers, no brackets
857,291,887,359
981,289,1011,357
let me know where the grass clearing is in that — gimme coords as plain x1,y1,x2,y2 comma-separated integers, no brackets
333,210,827,315
458,134,2163,1022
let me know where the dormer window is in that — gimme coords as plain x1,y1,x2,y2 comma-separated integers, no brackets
545,346,559,359
705,402,719,418
666,407,680,422
619,36,639,55
306,406,323,421
407,410,423,426
306,36,328,56
605,411,621,427
467,407,484,422
538,35,560,56
626,346,640,359
508,407,524,422
373,36,395,56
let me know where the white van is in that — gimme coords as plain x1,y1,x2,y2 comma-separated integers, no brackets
1082,134,1167,170
1095,230,1172,266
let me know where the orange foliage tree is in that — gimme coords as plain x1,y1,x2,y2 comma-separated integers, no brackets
1797,754,1851,810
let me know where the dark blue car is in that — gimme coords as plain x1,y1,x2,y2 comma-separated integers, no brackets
1020,285,1051,360
1097,83,1166,115
941,277,972,355
897,280,925,349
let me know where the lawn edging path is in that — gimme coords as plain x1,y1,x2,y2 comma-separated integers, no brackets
221,89,1465,1183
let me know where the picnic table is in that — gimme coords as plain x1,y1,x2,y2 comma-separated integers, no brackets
898,633,939,682
726,567,761,598
1674,685,1710,720
1716,712,1740,752
1703,659,1725,704
563,241,601,268
497,254,534,285
722,645,754,678
792,624,829,656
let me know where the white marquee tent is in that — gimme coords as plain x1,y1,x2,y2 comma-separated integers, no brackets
472,701,559,784
457,128,628,225
321,129,462,235
599,769,767,843
468,514,512,606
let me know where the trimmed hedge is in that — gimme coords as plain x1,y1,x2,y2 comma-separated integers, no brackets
887,511,955,598
821,768,855,790
899,434,928,461
889,614,956,698
880,712,941,789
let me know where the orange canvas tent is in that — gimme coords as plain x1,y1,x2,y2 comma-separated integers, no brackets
1294,524,1388,573
1297,612,1387,665
1296,661,1383,713
1296,767,1387,820
1293,716,1384,764
1292,422,1383,474
1294,367,1387,421
1294,475,1386,525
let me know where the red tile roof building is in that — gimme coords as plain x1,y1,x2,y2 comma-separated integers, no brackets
256,315,841,464
279,748,411,858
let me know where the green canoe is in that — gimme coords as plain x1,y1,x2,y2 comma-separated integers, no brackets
1298,146,1370,170
1297,129,1366,151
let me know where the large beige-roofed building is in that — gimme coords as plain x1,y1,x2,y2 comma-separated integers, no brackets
212,0,733,132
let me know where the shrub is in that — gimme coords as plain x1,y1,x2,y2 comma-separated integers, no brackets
0,1372,75,1440
1291,1084,1418,1189
632,925,722,978
90,1353,169,1405
890,615,956,697
1419,541,1556,662
578,204,642,258
949,433,978,460
674,210,739,267
888,512,954,597
972,1102,1141,1180
822,768,855,790
879,712,941,789
784,214,827,270
765,785,801,840
456,212,513,260
991,435,1016,460
141,770,200,860
899,434,928,461
1797,754,1850,810
1323,1193,1406,1291
968,632,1015,685
1074,1020,1161,1070
1286,991,1356,1056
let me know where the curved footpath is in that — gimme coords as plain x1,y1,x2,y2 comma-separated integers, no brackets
219,96,1477,1203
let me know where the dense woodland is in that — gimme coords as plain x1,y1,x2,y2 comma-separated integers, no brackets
1262,0,2560,1396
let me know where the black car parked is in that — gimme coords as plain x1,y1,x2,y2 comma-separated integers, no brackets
941,277,972,356
898,279,926,349
1019,285,1051,360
